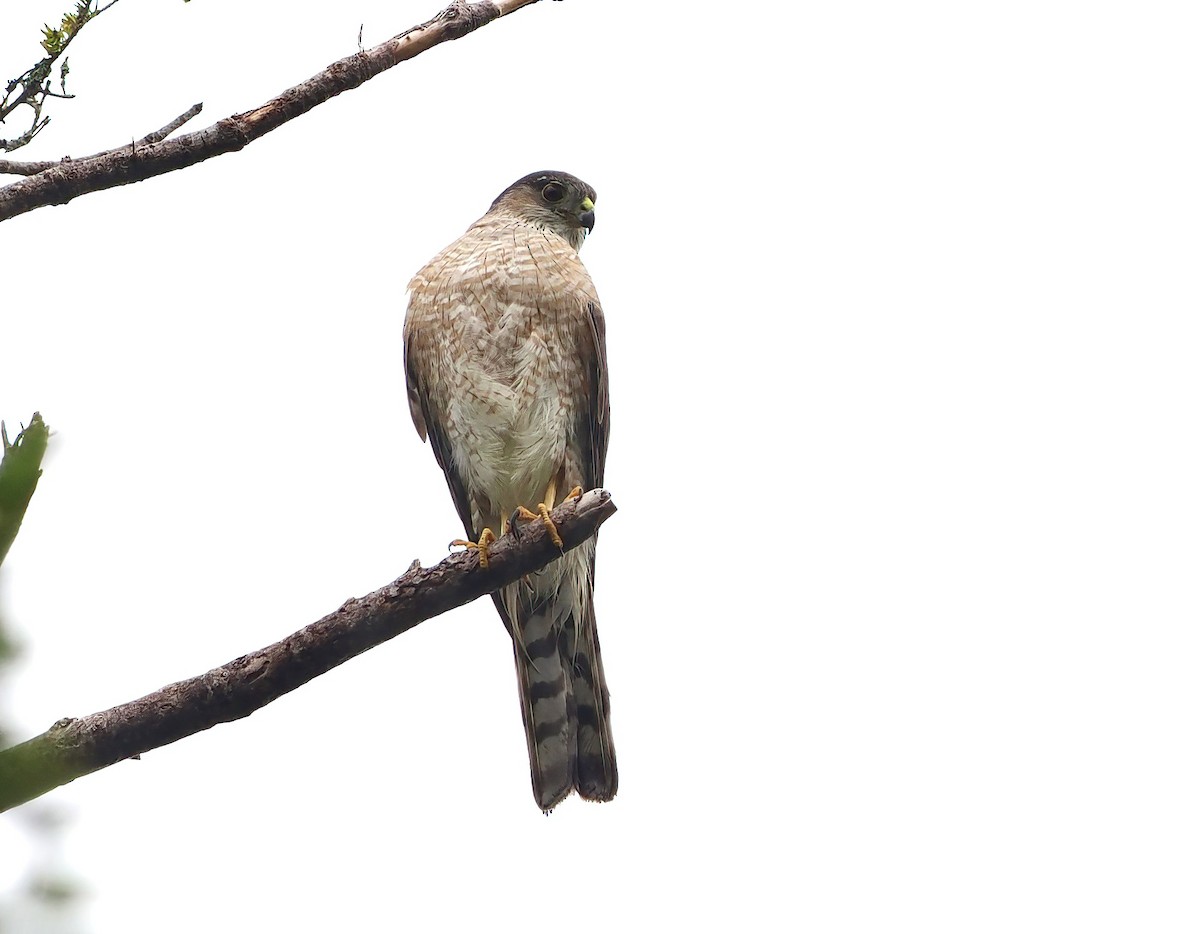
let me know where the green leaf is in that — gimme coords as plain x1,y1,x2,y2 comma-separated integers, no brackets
0,413,50,569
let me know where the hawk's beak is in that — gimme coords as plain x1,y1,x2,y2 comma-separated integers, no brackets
579,196,595,233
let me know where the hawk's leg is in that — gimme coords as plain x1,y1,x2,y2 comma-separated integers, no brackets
451,527,497,568
515,482,584,549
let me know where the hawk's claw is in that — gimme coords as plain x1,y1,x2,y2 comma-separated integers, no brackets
451,527,497,568
517,503,563,548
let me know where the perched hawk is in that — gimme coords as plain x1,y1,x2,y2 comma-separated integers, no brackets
403,171,617,810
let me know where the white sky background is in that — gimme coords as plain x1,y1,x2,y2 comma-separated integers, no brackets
0,0,1197,930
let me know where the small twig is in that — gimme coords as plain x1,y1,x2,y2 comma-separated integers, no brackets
137,102,204,145
0,488,617,812
0,103,204,176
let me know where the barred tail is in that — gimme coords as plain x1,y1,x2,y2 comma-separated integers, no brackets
570,591,617,802
504,549,617,810
510,581,575,810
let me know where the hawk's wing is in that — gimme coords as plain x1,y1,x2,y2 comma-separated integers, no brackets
403,322,476,540
581,298,610,491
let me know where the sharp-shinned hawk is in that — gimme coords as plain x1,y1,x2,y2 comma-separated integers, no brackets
402,171,617,810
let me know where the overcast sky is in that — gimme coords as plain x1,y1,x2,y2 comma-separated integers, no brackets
1,1,1198,931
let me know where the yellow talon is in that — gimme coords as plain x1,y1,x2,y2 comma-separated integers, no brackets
517,503,563,548
514,478,578,548
538,502,563,548
451,527,497,568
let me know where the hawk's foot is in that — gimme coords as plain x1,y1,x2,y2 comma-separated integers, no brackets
516,503,564,548
451,527,497,568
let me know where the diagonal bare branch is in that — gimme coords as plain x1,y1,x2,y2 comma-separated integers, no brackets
0,0,546,222
0,489,617,812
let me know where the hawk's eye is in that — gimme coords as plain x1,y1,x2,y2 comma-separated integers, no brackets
541,183,566,203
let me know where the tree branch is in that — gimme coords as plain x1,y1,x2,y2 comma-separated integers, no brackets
0,0,546,222
0,104,205,176
0,489,616,812
0,103,206,176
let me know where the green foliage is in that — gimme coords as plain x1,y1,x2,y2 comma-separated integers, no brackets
40,1,95,56
0,413,49,570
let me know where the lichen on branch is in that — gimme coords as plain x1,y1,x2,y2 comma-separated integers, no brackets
1,1,122,153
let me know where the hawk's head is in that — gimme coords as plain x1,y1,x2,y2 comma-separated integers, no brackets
489,171,597,251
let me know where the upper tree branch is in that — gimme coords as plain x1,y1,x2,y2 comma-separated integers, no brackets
0,0,545,222
0,488,617,812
